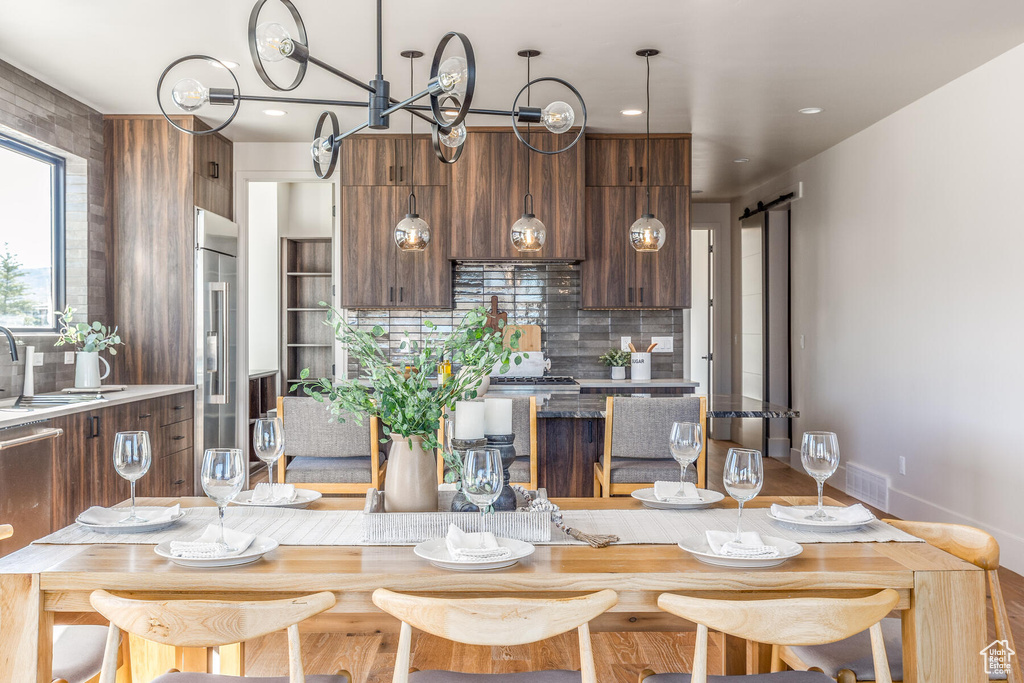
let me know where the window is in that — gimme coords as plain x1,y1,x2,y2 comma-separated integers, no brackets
0,135,65,331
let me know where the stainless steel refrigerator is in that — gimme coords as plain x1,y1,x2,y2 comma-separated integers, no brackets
193,208,242,490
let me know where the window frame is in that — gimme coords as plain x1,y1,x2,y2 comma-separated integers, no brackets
0,134,66,333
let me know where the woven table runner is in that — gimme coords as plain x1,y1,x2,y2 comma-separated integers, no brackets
34,506,921,547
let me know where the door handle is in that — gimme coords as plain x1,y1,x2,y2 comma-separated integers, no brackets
209,161,219,179
208,282,229,405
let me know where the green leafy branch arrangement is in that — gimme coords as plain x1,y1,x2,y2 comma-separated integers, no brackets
54,307,123,354
598,348,631,367
291,305,522,461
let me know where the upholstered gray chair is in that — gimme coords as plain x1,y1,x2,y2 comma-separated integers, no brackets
276,397,385,495
594,396,707,497
437,396,538,491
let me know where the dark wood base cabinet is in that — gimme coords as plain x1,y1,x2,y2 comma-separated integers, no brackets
50,392,194,529
536,417,604,498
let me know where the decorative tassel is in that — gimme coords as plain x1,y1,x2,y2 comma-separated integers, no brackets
513,485,619,547
563,526,619,548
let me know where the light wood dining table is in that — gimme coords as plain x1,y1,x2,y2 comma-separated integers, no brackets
0,495,987,683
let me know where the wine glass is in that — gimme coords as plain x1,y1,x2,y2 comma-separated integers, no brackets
253,418,285,485
669,421,702,485
801,431,841,521
113,432,152,524
723,448,764,541
461,447,503,515
201,448,246,551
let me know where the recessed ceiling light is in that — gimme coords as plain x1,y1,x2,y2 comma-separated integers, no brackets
733,158,750,163
798,107,823,114
262,109,287,117
211,60,239,69
621,109,643,116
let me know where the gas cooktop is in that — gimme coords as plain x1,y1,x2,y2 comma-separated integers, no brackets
489,376,580,392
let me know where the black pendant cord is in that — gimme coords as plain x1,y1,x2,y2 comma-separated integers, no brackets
408,54,417,215
376,0,384,79
524,54,533,214
645,52,652,216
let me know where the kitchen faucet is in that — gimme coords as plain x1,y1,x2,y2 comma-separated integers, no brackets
0,327,18,362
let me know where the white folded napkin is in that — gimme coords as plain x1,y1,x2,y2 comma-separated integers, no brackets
444,524,513,562
78,505,181,526
653,481,703,503
251,483,297,505
770,503,874,524
169,524,256,559
706,530,780,558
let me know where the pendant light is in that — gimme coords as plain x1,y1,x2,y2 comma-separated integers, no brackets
629,49,666,252
510,49,546,253
394,51,431,252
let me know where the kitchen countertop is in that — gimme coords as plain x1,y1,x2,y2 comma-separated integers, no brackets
520,392,799,420
577,378,700,389
0,385,195,430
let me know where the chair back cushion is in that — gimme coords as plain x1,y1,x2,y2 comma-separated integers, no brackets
511,397,532,456
610,397,702,460
282,397,372,458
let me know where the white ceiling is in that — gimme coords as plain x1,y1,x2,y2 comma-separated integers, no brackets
3,0,1024,199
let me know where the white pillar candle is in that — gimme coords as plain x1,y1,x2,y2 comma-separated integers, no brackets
453,401,485,440
483,398,513,435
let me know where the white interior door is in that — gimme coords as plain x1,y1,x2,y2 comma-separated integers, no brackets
689,228,712,395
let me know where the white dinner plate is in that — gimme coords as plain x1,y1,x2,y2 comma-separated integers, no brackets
413,537,535,571
766,505,876,533
154,536,280,568
631,488,725,510
231,488,322,509
677,534,803,568
75,507,186,534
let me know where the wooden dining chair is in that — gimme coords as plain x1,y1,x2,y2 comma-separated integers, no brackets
0,524,131,683
277,396,387,494
594,395,707,497
89,590,349,682
778,520,1021,683
641,589,900,683
371,588,618,682
436,396,539,490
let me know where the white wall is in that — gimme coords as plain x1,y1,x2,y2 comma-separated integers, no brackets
734,43,1024,571
247,182,279,373
278,182,333,238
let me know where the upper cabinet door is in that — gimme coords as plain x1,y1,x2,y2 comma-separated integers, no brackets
585,137,638,186
340,137,398,186
634,185,690,308
395,136,451,187
636,137,691,187
340,186,399,307
450,131,528,260
394,185,451,308
525,131,585,260
581,187,636,309
192,124,233,219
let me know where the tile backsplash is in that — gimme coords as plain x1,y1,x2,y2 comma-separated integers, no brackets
346,262,685,379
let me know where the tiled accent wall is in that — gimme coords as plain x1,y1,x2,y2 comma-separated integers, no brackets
346,262,685,379
0,59,105,397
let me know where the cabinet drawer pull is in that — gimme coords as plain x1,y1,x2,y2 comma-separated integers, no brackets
389,286,394,302
638,166,644,183
399,287,403,303
389,165,394,182
173,479,185,486
639,287,644,304
398,165,404,183
628,166,633,183
210,161,219,179
628,287,633,303
173,405,186,411
172,435,186,441
139,414,152,419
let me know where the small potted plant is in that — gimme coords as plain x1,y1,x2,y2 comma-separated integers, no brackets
599,348,631,380
54,307,124,388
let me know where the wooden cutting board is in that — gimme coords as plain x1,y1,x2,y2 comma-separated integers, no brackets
484,295,507,332
503,324,541,351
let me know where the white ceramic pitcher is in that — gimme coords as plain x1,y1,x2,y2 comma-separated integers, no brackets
75,351,110,389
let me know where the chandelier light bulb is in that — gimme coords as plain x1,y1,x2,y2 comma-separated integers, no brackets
255,22,294,62
629,214,666,252
541,100,575,134
438,121,467,148
394,214,432,252
437,55,469,97
511,214,546,252
171,78,209,112
310,136,333,165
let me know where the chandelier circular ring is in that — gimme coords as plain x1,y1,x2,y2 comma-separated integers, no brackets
510,77,587,155
311,111,340,179
247,0,309,92
430,95,466,165
429,31,476,133
156,55,241,136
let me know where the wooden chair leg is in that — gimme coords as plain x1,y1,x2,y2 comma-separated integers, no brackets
593,468,601,498
638,669,656,682
837,670,858,683
334,670,352,682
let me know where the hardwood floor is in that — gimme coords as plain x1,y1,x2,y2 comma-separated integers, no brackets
240,439,1024,680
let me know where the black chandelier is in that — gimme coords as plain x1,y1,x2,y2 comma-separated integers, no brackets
156,0,588,179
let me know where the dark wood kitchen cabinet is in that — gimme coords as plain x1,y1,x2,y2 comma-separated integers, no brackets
585,134,690,187
340,135,449,187
340,185,451,308
537,417,603,498
450,129,584,261
106,115,233,385
50,392,195,529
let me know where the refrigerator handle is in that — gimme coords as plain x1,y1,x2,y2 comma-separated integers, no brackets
208,281,229,405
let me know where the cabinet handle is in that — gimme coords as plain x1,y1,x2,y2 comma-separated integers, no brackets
173,405,185,411
173,479,185,486
389,166,394,182
628,287,633,303
399,287,403,303
139,413,152,419
88,416,99,439
639,166,644,183
209,161,219,179
639,287,644,304
398,166,404,183
389,286,394,302
588,420,594,443
628,166,633,183
172,435,186,441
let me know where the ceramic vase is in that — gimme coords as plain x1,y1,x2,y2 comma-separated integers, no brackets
75,351,110,389
384,434,438,513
